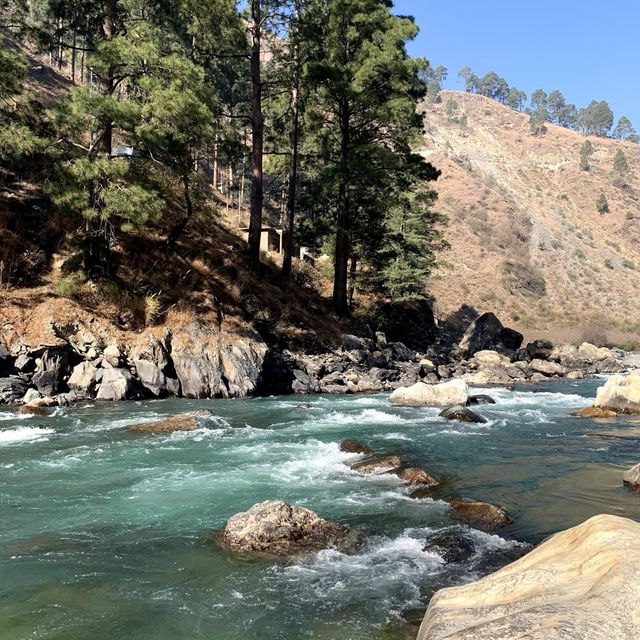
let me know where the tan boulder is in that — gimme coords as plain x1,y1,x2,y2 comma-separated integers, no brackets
471,350,510,366
398,467,440,487
623,463,640,490
221,500,353,556
572,406,617,418
594,372,640,414
128,410,212,433
389,379,468,407
350,455,404,475
418,514,640,640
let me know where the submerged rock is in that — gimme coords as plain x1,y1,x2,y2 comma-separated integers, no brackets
350,455,404,475
128,410,213,433
439,406,487,424
572,406,617,418
339,439,373,455
449,498,512,530
389,379,468,407
467,394,496,406
417,514,640,640
221,500,353,556
623,463,640,490
593,372,640,414
423,532,475,564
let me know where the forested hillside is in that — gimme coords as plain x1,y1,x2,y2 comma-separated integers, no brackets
0,0,446,336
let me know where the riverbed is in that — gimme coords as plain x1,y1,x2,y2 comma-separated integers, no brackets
2,379,639,639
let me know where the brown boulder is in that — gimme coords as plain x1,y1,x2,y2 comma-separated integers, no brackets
572,406,617,418
18,404,48,416
350,455,404,475
339,439,373,454
128,410,213,433
449,498,512,530
399,467,440,487
221,500,353,556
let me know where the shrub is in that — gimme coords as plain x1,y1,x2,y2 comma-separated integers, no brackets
55,271,86,298
604,259,614,269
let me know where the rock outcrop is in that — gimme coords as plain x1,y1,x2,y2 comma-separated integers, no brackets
418,514,640,640
593,372,640,414
458,312,523,357
339,439,373,454
221,500,353,556
398,467,440,487
389,379,469,407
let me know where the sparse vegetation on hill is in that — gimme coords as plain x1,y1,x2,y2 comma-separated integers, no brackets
422,90,640,344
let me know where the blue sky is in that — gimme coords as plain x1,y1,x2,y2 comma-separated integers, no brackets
393,0,640,130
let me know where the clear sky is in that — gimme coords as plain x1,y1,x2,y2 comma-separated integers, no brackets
392,0,640,131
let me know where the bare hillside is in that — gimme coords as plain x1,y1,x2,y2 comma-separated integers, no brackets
422,90,640,345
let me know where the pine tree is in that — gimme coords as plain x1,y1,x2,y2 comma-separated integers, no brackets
579,139,593,171
303,0,441,315
597,192,609,214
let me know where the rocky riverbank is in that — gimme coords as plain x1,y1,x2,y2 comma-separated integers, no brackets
0,307,635,408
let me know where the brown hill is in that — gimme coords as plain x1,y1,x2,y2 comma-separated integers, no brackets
422,90,640,347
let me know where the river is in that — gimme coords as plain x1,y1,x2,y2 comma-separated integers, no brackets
2,378,640,639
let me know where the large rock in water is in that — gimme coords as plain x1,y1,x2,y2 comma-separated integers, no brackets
593,372,640,414
458,312,523,357
128,410,212,433
417,514,640,640
221,500,353,556
390,379,469,407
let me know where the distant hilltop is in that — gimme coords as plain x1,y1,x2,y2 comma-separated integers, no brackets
423,90,640,347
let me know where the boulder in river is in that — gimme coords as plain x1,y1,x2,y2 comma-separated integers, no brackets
389,379,468,407
423,532,476,564
128,410,213,433
623,463,640,490
339,439,373,455
350,455,404,475
449,498,512,530
398,467,440,487
529,358,565,377
439,406,487,424
593,372,640,414
417,514,640,640
221,500,353,556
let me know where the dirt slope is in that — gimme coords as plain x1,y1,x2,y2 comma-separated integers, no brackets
422,90,640,345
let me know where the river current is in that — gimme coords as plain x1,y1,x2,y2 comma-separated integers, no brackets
2,378,640,639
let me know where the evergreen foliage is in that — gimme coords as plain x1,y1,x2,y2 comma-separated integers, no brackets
579,140,593,171
2,0,448,315
597,192,609,214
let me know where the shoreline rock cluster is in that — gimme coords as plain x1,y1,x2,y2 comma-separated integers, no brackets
0,310,635,409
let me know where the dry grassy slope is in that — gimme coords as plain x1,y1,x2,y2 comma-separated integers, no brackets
422,90,640,345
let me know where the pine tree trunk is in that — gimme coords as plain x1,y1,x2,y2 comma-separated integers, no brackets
333,99,351,316
248,0,264,271
282,0,301,279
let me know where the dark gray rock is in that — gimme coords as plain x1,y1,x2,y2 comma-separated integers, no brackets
439,406,487,424
341,334,369,351
0,377,29,404
423,532,476,563
526,339,554,360
339,439,373,454
459,312,523,357
467,394,496,406
14,354,35,373
32,348,70,396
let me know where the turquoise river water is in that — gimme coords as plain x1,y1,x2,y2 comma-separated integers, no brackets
2,378,640,640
